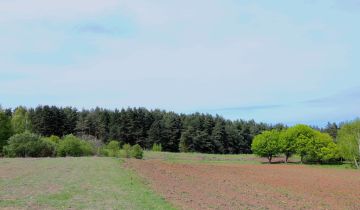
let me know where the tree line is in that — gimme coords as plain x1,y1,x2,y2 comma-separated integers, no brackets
1,105,358,167
0,105,286,155
251,122,360,168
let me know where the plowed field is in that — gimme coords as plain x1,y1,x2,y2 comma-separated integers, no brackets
126,159,360,210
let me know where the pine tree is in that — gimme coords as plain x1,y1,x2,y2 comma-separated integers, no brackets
0,110,13,152
212,119,227,153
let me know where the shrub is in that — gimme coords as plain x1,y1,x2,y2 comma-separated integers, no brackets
131,144,143,159
152,143,162,152
98,146,110,157
117,144,143,159
41,136,60,157
3,132,56,157
122,143,132,158
99,140,120,157
39,137,58,157
43,135,61,144
57,135,94,157
107,141,120,151
78,134,104,153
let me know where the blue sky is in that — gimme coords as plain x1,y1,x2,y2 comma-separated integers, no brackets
1,0,360,126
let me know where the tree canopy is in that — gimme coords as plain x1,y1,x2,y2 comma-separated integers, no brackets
251,130,281,163
337,120,360,168
1,106,275,155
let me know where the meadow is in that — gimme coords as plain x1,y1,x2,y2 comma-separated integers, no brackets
0,157,175,210
1,152,360,210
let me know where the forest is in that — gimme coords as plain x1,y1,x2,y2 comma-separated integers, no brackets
0,105,287,154
1,105,358,167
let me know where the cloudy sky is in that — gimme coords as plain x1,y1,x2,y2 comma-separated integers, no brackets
1,0,360,126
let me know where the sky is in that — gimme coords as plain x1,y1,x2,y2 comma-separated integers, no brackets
1,0,360,126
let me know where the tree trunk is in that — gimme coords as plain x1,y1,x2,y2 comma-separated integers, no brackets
285,155,289,164
354,156,359,169
268,155,272,164
300,155,303,164
357,137,360,169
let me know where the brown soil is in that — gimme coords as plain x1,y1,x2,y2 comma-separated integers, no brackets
125,160,360,210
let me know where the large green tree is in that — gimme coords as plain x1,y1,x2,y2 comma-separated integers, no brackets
282,125,339,163
305,132,339,163
288,125,317,163
251,130,281,163
279,129,297,163
279,125,316,163
337,120,360,168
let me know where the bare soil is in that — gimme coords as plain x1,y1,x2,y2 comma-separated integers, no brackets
125,159,360,210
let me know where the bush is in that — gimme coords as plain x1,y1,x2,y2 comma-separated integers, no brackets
98,147,110,157
42,135,61,144
122,143,132,158
57,135,94,157
131,144,143,159
39,137,58,157
3,132,56,157
152,143,162,152
41,136,60,157
117,144,143,159
78,134,104,153
99,140,120,157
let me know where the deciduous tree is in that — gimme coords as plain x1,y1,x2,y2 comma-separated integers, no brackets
11,106,31,134
338,120,360,168
251,130,281,163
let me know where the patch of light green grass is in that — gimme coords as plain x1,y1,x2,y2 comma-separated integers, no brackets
144,151,260,165
0,157,176,210
144,151,357,169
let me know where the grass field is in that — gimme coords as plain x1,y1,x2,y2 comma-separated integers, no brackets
0,157,175,210
144,151,353,169
1,152,360,210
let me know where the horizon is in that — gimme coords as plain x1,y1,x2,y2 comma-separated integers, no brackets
1,0,360,126
0,104,353,128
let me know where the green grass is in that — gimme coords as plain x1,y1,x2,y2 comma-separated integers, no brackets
144,151,260,164
0,157,176,210
144,151,356,169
